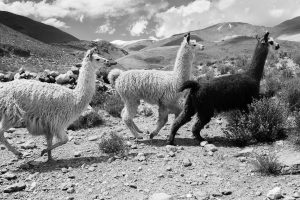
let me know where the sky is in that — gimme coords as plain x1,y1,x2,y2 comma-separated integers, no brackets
1,0,300,41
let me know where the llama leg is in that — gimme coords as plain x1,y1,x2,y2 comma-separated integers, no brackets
0,117,22,158
122,107,142,133
42,134,54,162
41,131,68,161
149,105,168,139
192,110,213,142
122,103,143,139
167,104,195,145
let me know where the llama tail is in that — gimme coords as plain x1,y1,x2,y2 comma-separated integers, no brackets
179,80,200,92
108,68,123,86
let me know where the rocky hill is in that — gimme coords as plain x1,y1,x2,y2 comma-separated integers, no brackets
0,11,79,44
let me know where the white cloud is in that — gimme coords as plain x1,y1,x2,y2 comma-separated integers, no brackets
155,0,300,38
217,0,235,10
96,21,115,35
270,9,284,18
42,18,69,28
0,0,167,20
129,18,148,36
79,15,84,22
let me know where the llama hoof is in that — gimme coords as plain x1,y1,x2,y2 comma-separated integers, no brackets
149,133,156,139
40,149,48,156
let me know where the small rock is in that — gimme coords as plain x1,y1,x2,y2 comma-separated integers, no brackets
4,182,26,193
66,197,74,200
74,151,82,157
29,182,37,191
157,153,164,158
208,151,214,156
2,172,17,180
186,193,193,198
284,196,296,200
166,145,177,152
61,168,68,173
200,141,208,147
168,151,175,157
221,189,232,195
204,144,218,152
238,157,247,162
67,187,75,194
88,136,99,141
234,148,254,157
149,193,174,200
6,128,16,133
267,187,283,200
0,145,5,150
131,144,138,149
292,192,300,198
183,158,192,167
88,167,96,172
166,166,172,171
68,174,76,179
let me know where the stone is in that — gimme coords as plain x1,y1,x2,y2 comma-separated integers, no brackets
200,141,208,147
0,145,5,150
168,151,175,157
166,145,177,152
157,153,164,158
74,151,82,157
284,196,296,200
149,193,174,200
67,187,75,194
88,167,96,172
2,172,17,180
49,70,59,78
221,189,232,195
56,74,70,84
166,166,172,171
194,191,209,200
131,144,138,149
204,144,218,152
88,136,99,141
267,187,283,200
20,140,37,149
292,192,300,198
61,168,68,173
234,148,254,157
29,182,37,191
277,150,300,173
70,66,79,75
4,182,26,193
183,158,192,167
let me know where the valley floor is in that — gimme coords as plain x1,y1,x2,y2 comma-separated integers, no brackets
0,109,300,200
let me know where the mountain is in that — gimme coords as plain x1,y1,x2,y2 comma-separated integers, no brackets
0,11,79,44
274,16,300,42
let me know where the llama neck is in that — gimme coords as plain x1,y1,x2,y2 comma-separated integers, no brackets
74,60,96,112
173,44,194,83
247,43,269,81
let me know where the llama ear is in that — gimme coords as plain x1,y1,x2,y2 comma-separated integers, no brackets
186,33,191,44
255,34,259,41
264,31,269,42
87,47,97,60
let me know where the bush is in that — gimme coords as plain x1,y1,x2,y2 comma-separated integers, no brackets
103,92,124,117
98,132,129,156
247,98,287,142
225,98,287,144
292,111,300,146
252,153,281,175
280,78,300,111
264,73,282,97
223,110,253,147
68,107,104,130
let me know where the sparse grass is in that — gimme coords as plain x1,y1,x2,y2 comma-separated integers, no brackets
252,153,281,175
264,73,282,97
280,78,300,111
103,92,124,118
68,107,104,130
98,132,129,156
225,98,287,145
292,111,300,147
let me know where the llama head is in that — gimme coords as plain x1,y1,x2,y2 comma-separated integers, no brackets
182,32,205,51
256,32,280,50
85,47,114,69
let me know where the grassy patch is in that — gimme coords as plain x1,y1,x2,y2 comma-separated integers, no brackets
103,92,124,118
252,153,281,175
68,107,104,130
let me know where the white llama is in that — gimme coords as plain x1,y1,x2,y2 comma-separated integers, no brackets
0,48,111,162
108,33,204,139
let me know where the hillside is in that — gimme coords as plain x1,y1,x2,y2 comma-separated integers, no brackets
0,11,79,44
275,16,300,41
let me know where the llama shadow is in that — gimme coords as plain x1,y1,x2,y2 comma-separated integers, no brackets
17,156,110,173
139,137,200,147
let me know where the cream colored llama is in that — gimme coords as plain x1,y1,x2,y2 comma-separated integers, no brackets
0,48,110,162
108,33,204,139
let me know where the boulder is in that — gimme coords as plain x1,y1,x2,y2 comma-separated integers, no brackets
56,74,70,85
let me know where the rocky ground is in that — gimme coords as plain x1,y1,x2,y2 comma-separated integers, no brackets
0,108,300,200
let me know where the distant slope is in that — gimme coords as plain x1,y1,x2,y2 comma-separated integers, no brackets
0,11,79,44
0,23,64,57
274,16,300,41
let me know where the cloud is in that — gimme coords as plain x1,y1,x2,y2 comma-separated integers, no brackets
129,18,148,36
96,21,115,35
79,15,84,22
155,0,300,38
42,18,69,28
0,0,168,20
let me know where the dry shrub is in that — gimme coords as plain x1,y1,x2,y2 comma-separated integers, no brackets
225,98,287,145
68,108,104,130
252,153,281,175
280,78,300,111
103,92,124,118
98,132,129,156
